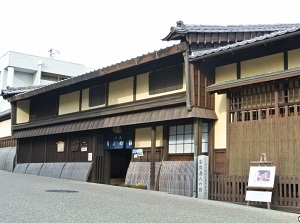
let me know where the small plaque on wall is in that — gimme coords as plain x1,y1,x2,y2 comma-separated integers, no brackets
71,140,80,152
81,141,88,152
88,153,93,161
56,141,65,153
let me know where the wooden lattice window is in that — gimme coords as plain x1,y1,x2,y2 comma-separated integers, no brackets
149,64,183,95
89,84,106,107
29,95,58,121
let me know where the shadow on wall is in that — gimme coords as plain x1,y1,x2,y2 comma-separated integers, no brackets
0,147,16,172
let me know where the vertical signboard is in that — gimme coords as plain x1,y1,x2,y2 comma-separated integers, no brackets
198,155,209,199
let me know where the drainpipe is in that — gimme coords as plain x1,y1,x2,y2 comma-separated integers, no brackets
184,50,192,111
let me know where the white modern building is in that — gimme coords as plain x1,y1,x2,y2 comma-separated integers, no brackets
0,51,90,149
0,51,90,112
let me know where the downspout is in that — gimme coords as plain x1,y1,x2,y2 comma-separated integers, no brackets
184,50,192,111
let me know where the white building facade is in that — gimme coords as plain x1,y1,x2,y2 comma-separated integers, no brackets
0,51,90,112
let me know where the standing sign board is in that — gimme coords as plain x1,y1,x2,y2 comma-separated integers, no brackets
198,155,209,199
245,163,275,209
247,166,276,188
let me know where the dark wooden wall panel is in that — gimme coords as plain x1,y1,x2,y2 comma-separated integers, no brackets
31,137,45,163
192,63,214,109
18,138,32,163
68,132,92,162
0,137,16,148
213,149,226,174
45,135,67,162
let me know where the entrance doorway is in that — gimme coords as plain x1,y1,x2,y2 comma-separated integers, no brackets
109,149,132,185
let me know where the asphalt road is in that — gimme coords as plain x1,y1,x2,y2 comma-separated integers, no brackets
0,170,298,223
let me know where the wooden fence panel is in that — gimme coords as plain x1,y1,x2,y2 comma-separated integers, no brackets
0,137,16,148
210,174,300,212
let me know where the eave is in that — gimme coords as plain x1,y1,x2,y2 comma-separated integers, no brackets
0,109,11,121
9,42,188,102
190,27,300,62
207,67,300,94
12,106,217,138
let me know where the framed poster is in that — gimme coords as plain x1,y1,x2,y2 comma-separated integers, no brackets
248,166,276,188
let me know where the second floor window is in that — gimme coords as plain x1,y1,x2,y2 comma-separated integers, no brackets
89,84,106,107
149,64,183,95
30,95,58,121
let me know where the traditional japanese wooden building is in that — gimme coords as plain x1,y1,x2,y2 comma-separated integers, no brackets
5,21,300,211
185,24,300,212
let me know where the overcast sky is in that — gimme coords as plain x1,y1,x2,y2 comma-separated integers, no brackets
1,0,299,70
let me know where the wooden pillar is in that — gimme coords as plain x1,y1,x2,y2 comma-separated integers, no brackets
225,93,230,175
91,130,97,182
194,118,200,156
11,102,17,127
29,139,33,163
183,51,192,110
193,118,200,197
43,138,47,163
274,85,280,173
66,135,69,162
150,126,156,190
163,126,168,161
16,139,20,164
190,63,195,107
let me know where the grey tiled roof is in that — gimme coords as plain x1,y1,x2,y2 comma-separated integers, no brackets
162,20,300,40
0,109,11,119
1,86,43,99
190,26,300,60
175,21,300,33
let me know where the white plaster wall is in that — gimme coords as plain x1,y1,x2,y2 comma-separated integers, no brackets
241,53,284,78
108,77,134,105
58,91,80,115
16,100,30,124
135,126,163,148
288,49,300,69
214,94,227,149
0,119,11,137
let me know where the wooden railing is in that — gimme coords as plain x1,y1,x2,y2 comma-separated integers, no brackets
209,174,300,212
